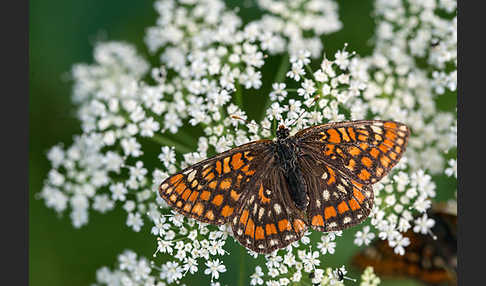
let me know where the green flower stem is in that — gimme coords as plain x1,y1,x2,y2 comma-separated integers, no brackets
238,246,246,286
304,63,316,80
261,54,289,121
235,83,243,108
151,134,193,154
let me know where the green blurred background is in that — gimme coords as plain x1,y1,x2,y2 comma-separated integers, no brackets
30,1,452,285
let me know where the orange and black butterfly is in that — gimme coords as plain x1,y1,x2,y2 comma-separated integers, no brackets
158,120,410,253
352,205,457,285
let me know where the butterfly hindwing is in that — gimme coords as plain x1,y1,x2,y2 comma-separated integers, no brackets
159,140,272,225
299,155,374,232
296,120,410,184
231,167,308,253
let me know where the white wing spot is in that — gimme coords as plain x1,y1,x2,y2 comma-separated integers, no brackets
258,208,265,220
274,204,282,214
186,169,197,182
343,217,352,224
371,125,383,134
322,190,330,201
337,184,346,193
341,178,349,186
321,172,328,180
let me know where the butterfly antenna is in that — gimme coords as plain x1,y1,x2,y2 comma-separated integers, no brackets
231,115,271,131
428,229,438,240
343,276,357,283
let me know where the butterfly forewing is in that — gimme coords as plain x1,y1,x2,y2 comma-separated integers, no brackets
159,140,272,225
231,167,308,253
296,120,410,184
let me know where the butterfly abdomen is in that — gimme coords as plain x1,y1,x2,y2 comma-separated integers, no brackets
275,137,309,211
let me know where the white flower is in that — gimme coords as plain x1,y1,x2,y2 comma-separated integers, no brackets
302,250,320,271
270,83,288,102
413,214,435,235
204,259,226,281
110,183,127,201
317,234,336,255
335,48,351,69
158,146,176,168
291,50,311,65
121,138,142,157
250,266,264,285
241,68,262,89
389,235,410,256
354,226,375,246
445,159,457,178
286,62,305,81
297,79,316,99
119,250,138,271
160,261,183,284
126,212,143,232
93,194,114,213
360,266,380,286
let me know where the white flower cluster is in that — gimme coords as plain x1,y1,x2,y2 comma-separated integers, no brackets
256,0,342,58
358,168,438,256
152,211,230,284
39,0,456,285
95,250,155,286
354,0,458,174
359,266,381,286
374,0,457,95
248,231,342,285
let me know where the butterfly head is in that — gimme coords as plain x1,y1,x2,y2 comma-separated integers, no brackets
276,125,290,140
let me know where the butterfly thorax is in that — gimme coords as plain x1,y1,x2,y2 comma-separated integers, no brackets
274,126,309,211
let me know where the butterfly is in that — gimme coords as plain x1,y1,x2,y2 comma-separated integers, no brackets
159,120,410,253
351,204,457,285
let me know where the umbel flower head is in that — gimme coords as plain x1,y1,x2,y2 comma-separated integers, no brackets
39,0,456,285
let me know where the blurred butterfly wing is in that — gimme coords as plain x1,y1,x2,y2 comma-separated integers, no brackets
352,209,457,286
